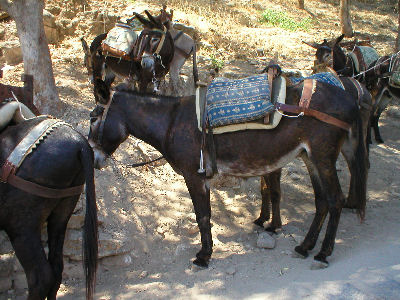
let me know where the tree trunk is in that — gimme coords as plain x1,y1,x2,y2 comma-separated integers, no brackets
0,0,60,114
340,0,353,38
298,0,305,9
396,0,400,51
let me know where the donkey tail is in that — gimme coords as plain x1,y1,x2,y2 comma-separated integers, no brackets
80,144,98,300
353,113,368,220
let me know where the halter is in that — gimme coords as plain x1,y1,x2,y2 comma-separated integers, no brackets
92,91,114,146
133,25,168,63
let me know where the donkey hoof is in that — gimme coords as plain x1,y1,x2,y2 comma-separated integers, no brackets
253,218,265,227
265,226,277,234
193,257,209,268
311,255,329,269
294,246,308,258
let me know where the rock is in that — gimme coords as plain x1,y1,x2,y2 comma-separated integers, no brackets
0,28,5,40
138,270,148,278
256,232,276,249
101,254,133,268
225,266,236,275
0,232,13,254
62,262,84,279
173,23,196,36
2,43,22,65
63,230,129,260
67,215,85,229
43,10,59,44
12,272,27,290
0,254,14,276
0,277,12,293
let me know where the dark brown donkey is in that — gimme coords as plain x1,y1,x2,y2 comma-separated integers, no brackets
0,115,98,300
81,10,175,93
88,78,367,268
305,34,400,144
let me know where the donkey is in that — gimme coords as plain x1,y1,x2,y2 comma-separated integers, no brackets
81,10,175,93
88,78,367,268
304,34,400,144
0,115,98,300
155,5,196,95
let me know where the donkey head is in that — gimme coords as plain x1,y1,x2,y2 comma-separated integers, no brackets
304,35,346,73
133,10,175,81
88,79,129,169
81,36,106,84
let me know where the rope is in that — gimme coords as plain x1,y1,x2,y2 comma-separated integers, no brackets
350,51,400,78
276,108,304,118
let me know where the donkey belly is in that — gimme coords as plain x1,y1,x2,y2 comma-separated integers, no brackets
216,143,308,177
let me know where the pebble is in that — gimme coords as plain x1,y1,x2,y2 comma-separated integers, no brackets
256,232,276,249
226,266,236,275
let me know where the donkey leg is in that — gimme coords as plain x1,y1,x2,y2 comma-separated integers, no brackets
294,156,328,258
184,174,213,267
372,109,385,144
254,175,271,227
341,140,358,209
8,229,54,300
255,170,283,229
46,196,78,300
314,164,345,266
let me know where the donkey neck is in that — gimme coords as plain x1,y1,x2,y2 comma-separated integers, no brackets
116,92,180,152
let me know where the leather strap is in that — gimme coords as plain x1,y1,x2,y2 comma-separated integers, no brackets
299,79,315,108
7,173,84,198
276,103,351,131
347,77,363,107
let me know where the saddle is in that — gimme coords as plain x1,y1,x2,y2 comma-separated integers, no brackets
196,73,287,134
101,23,140,61
348,46,379,73
0,100,36,131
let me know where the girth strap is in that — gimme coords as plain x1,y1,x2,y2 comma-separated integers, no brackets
275,103,351,131
6,173,84,198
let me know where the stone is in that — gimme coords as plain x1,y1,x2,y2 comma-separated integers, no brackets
225,266,236,275
100,254,133,268
0,277,12,293
43,10,59,44
67,215,85,229
2,44,22,65
13,272,27,290
173,23,196,36
0,232,13,254
63,230,128,260
0,254,14,276
138,270,148,279
256,232,276,249
62,262,83,279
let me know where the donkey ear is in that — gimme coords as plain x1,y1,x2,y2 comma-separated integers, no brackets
81,38,89,54
169,9,173,20
133,12,152,28
302,41,319,49
144,10,161,28
335,34,345,45
94,79,110,104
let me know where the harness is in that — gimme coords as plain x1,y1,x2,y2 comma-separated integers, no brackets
133,26,168,63
1,117,84,198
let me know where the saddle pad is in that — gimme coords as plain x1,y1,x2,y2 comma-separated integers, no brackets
196,77,287,134
103,24,138,56
357,46,379,68
290,72,345,90
206,73,274,128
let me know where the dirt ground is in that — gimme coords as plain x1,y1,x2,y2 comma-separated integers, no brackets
1,0,400,299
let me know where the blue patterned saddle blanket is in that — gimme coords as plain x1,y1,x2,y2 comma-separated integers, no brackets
206,73,274,128
290,72,345,90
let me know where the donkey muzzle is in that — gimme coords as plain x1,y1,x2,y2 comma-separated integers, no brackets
141,55,155,71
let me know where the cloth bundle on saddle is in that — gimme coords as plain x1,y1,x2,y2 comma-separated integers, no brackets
101,18,143,61
197,72,287,134
389,55,400,88
347,45,379,74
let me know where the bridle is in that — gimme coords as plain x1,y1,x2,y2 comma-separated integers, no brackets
133,25,168,66
90,91,114,147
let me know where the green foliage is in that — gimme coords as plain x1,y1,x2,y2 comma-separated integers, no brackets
210,54,225,71
260,9,312,31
